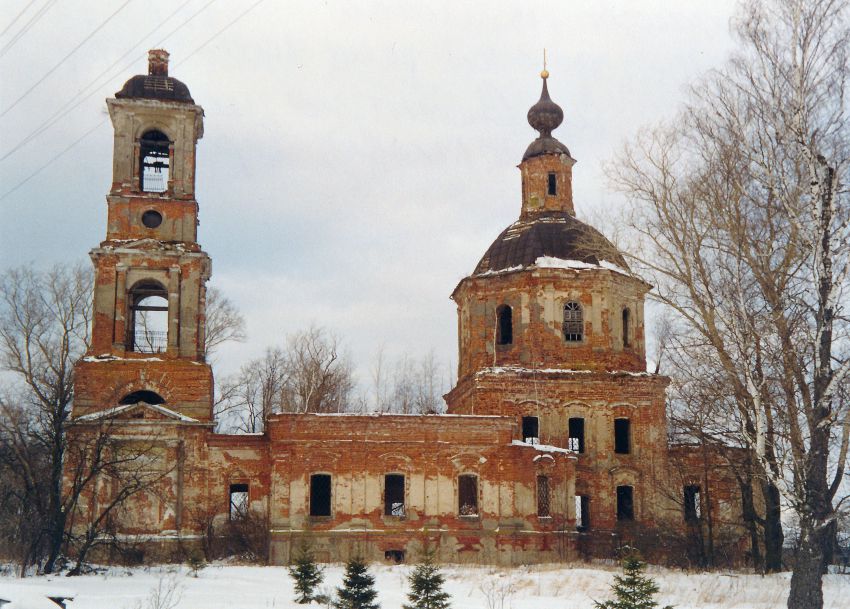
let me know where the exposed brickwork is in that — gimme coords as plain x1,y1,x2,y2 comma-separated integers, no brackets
64,57,755,567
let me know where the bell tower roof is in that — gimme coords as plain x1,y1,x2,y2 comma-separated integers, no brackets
523,70,572,162
116,49,194,104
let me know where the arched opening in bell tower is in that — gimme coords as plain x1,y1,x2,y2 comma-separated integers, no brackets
127,280,169,353
139,129,170,193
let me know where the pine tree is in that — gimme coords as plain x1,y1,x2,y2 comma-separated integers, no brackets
334,556,380,609
594,553,673,609
403,551,451,609
289,544,324,604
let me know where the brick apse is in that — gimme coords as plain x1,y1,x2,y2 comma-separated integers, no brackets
67,50,753,566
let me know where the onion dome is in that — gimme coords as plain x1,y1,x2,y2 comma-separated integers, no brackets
474,212,629,275
116,49,194,103
523,71,571,161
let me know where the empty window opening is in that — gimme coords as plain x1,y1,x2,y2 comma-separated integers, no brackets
622,308,631,347
310,474,332,517
522,416,539,444
563,302,583,342
496,305,513,345
458,474,478,516
128,281,168,353
384,550,405,563
384,474,405,517
229,483,248,520
684,485,701,521
119,390,165,405
139,130,170,193
614,419,631,454
141,209,163,229
616,485,634,521
547,172,557,196
537,475,551,517
568,417,585,453
575,495,590,530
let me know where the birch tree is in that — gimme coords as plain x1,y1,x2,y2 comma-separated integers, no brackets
612,1,850,606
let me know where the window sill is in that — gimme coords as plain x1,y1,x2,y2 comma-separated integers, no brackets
458,514,480,520
309,515,332,522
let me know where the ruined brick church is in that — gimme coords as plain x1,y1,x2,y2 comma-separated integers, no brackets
68,50,751,565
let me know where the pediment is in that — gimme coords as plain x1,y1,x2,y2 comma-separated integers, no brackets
75,402,198,423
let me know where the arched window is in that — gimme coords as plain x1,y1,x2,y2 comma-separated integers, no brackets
139,130,170,193
119,390,165,405
622,308,631,347
496,305,513,345
563,301,583,342
128,281,168,353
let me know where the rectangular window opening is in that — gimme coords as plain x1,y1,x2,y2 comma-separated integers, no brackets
229,483,248,520
537,475,551,517
458,474,479,516
384,474,406,517
568,417,585,453
575,495,590,530
616,485,634,521
547,172,557,196
522,416,539,444
614,418,631,454
384,550,405,563
684,485,701,522
310,474,332,517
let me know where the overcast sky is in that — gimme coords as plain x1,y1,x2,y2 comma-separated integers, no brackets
0,0,741,395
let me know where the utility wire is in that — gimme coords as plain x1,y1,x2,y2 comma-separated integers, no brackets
1,0,201,162
1,0,133,118
0,0,267,201
0,0,58,57
0,0,39,38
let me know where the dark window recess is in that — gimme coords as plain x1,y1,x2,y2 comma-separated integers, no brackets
547,172,557,196
229,483,248,520
563,302,583,342
496,305,513,345
568,417,585,453
616,485,634,521
458,474,478,516
522,416,539,444
622,308,631,347
127,281,168,353
684,485,701,521
141,209,163,228
537,475,551,517
139,130,170,193
385,550,405,563
614,419,631,454
310,474,332,517
384,474,405,517
576,495,590,531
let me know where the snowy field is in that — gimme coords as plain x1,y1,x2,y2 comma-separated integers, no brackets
1,562,848,609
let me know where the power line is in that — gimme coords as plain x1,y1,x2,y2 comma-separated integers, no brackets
0,0,58,57
1,0,201,162
0,118,106,201
0,0,39,38
0,0,267,201
1,0,133,118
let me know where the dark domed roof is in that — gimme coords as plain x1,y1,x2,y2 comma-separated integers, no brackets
473,212,628,275
116,74,194,103
115,49,194,103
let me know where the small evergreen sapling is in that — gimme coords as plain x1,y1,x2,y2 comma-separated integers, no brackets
403,551,451,609
594,553,673,609
289,544,324,604
334,556,379,609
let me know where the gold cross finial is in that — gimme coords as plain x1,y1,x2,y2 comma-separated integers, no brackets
541,49,549,79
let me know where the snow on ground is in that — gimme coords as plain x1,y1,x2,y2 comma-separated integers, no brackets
1,562,848,609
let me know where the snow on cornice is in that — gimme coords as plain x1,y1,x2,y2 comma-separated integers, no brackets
511,439,574,455
82,354,164,362
74,402,198,423
471,256,631,279
475,366,655,378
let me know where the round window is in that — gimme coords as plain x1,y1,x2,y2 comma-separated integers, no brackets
141,210,163,229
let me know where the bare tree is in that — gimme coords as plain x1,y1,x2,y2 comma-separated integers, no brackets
216,347,287,433
611,1,850,606
369,350,448,414
0,264,92,574
204,286,246,358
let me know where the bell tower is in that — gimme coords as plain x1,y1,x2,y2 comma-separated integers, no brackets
72,50,213,421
